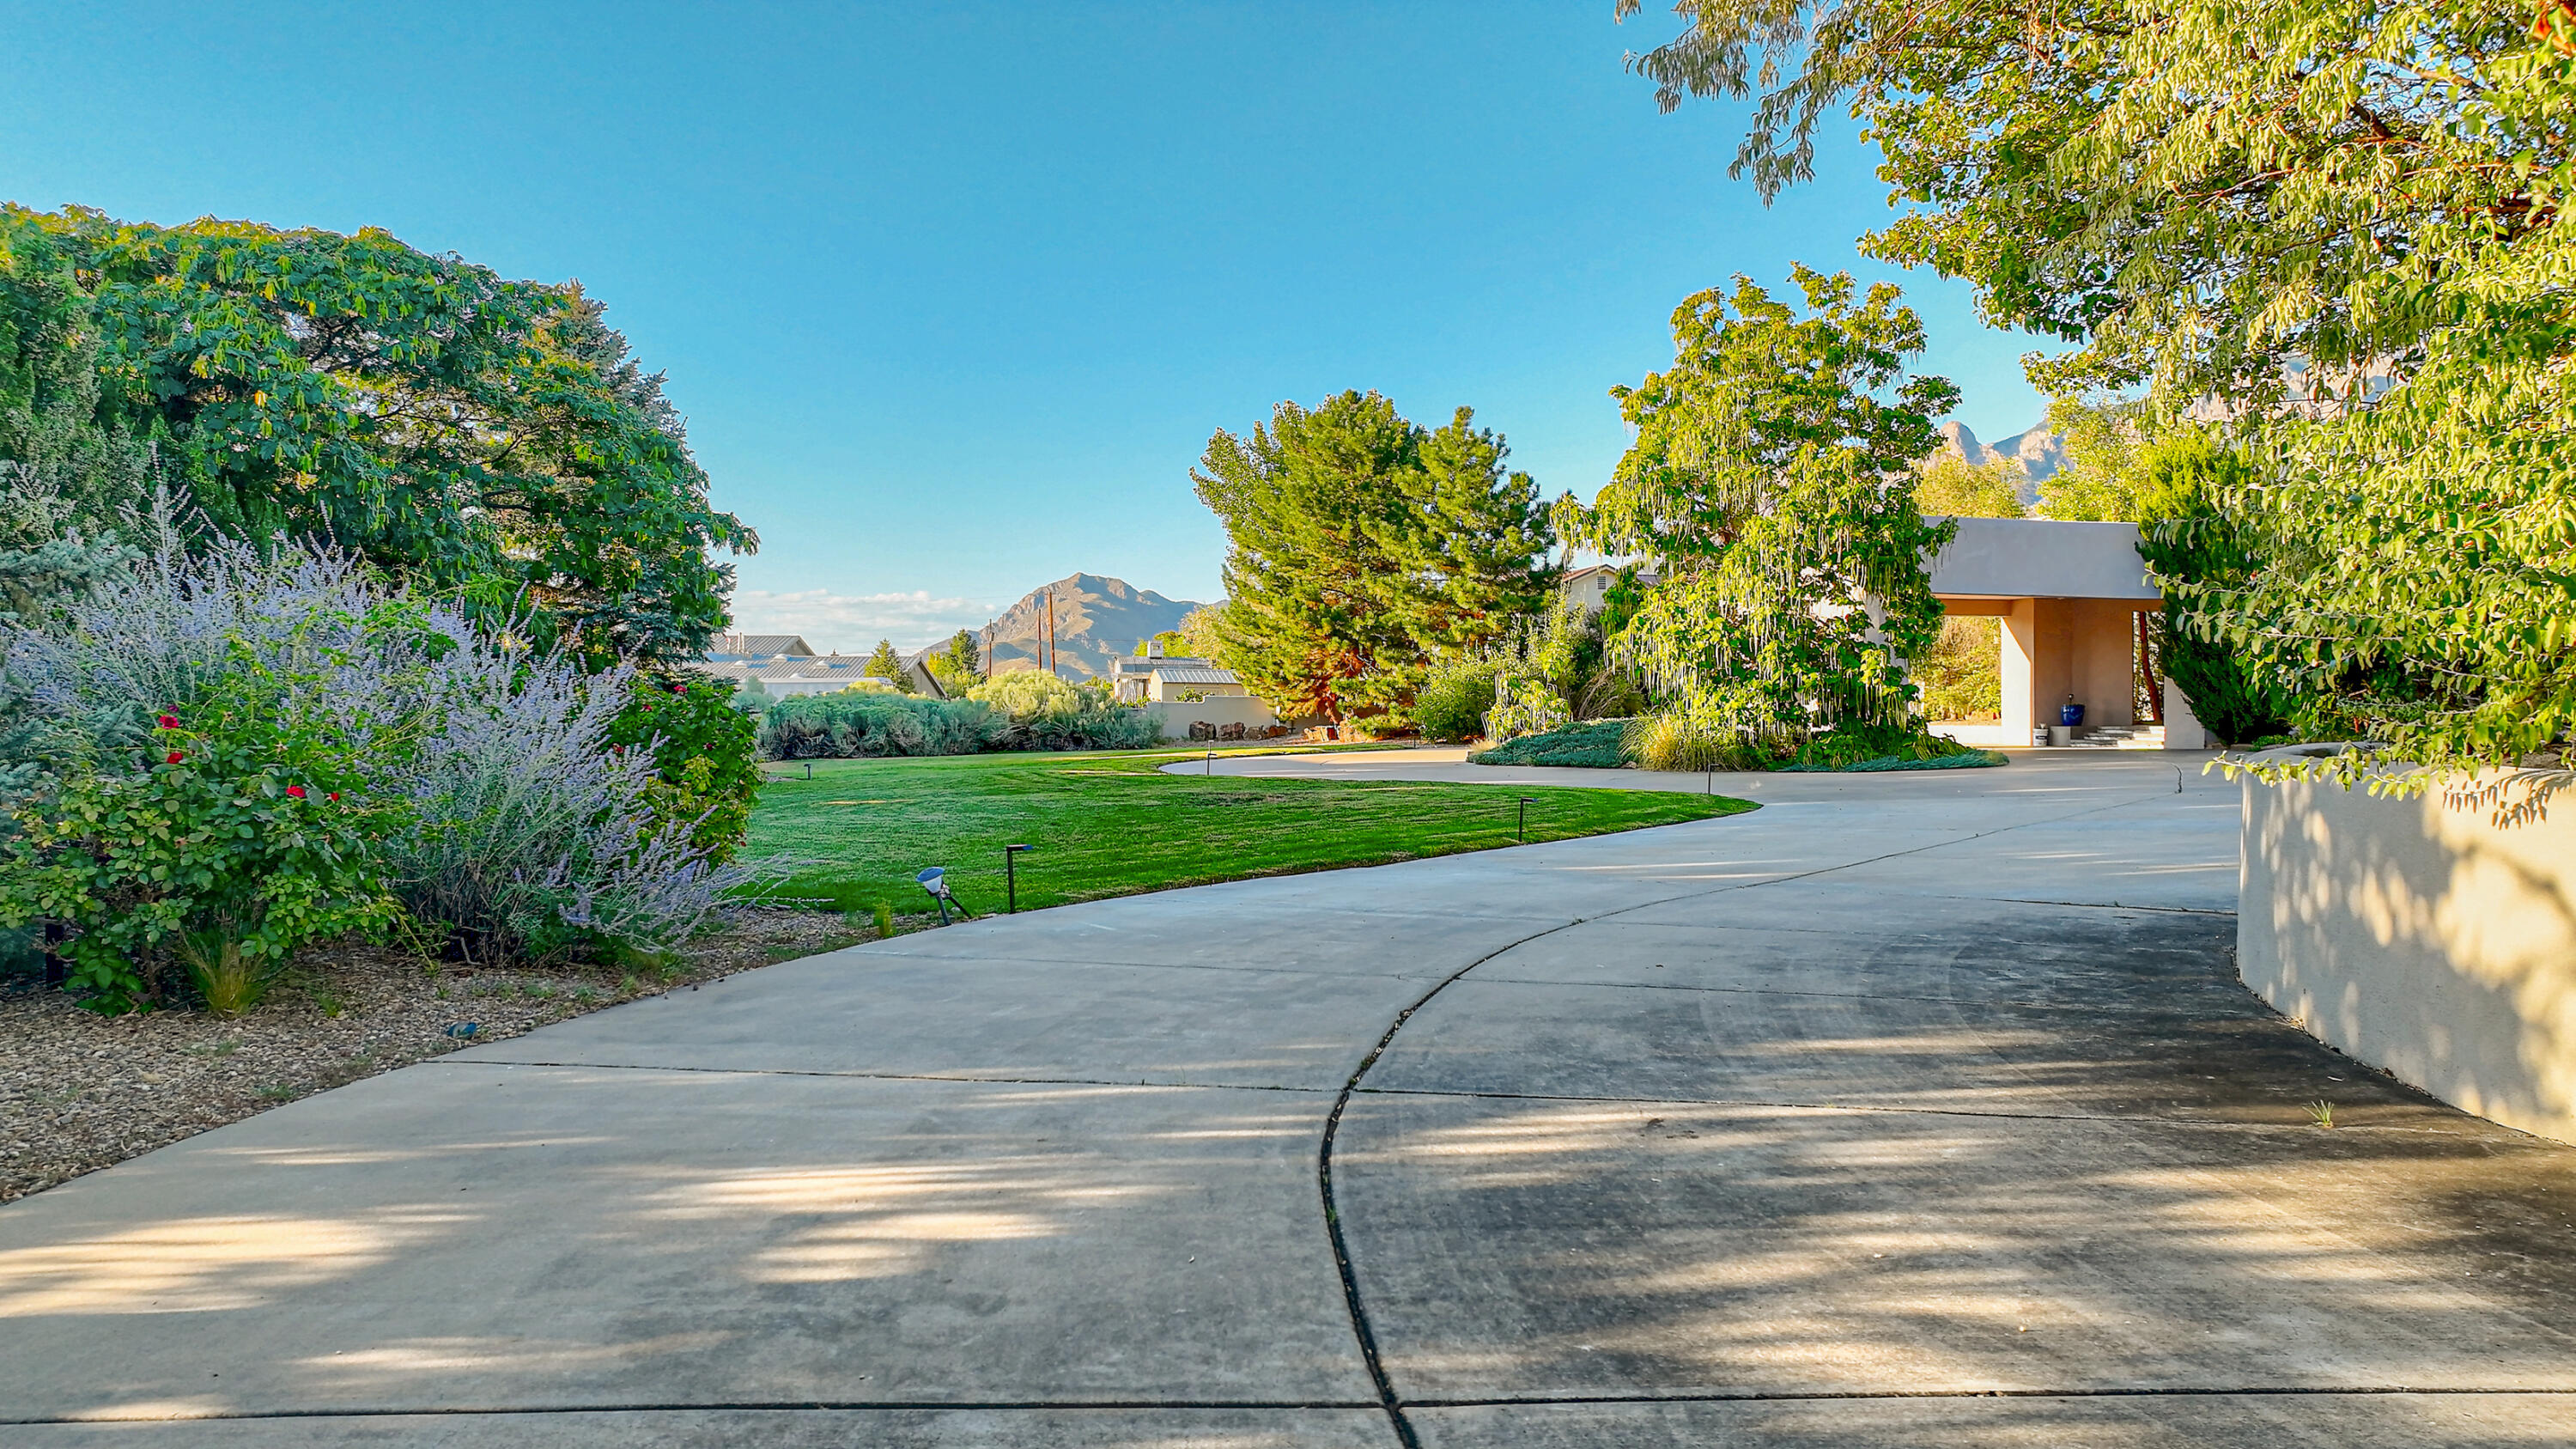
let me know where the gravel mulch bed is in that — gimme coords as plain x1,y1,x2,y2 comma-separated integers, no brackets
0,908,942,1204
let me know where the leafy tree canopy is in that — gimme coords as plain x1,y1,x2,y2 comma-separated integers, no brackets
1194,391,1555,723
1564,266,1958,744
1915,451,2025,520
1620,0,2576,776
0,205,753,667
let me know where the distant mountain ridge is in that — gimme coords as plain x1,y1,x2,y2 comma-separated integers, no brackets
1936,420,2064,507
979,573,1206,679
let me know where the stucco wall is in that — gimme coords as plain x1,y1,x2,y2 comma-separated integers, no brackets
1141,696,1282,739
2239,755,2576,1144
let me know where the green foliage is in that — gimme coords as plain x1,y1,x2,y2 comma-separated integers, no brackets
1413,657,1499,742
1194,391,1556,725
2133,438,2297,746
1915,453,2026,520
1624,711,1764,771
927,630,984,694
1913,616,2002,721
1564,267,1957,748
1133,630,1188,656
762,691,999,758
605,674,761,861
0,205,753,667
863,639,915,692
2036,397,2154,523
1468,718,1633,768
1623,0,2576,778
967,671,1162,751
1783,720,1978,771
0,662,404,1014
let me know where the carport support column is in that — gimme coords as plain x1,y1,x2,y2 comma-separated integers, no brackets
2001,598,2040,745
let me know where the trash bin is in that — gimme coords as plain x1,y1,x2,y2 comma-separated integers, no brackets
2048,724,2073,746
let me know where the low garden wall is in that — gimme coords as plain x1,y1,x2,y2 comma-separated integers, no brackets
2239,749,2576,1144
1143,697,1284,741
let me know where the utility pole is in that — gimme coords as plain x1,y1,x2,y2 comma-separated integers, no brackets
1045,588,1058,678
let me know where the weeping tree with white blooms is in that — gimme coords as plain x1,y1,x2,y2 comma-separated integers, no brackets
1560,265,1958,763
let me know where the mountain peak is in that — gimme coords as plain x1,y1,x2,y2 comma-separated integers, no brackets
980,575,1207,679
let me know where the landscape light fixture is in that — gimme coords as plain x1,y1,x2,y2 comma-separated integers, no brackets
1518,795,1536,842
1004,843,1035,913
916,866,972,925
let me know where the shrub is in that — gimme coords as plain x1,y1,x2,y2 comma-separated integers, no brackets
3,527,767,988
0,661,405,1014
1413,661,1498,742
966,671,1162,752
1786,721,1976,771
606,674,760,861
1468,719,1633,768
1485,668,1569,742
386,630,768,966
760,691,999,758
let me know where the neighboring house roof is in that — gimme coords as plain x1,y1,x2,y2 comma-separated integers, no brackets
701,658,879,684
1141,663,1240,687
707,633,815,658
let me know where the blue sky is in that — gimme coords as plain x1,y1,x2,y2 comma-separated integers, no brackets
2,2,2056,653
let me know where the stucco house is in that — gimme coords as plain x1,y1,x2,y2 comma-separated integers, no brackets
1922,517,2206,750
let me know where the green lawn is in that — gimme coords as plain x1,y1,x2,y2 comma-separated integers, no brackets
745,746,1756,916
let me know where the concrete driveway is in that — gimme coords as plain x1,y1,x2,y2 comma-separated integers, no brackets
3,752,2573,1446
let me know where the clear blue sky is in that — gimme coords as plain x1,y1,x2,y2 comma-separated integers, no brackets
2,2,2055,653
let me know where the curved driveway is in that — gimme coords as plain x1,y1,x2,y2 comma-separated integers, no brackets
4,752,2573,1446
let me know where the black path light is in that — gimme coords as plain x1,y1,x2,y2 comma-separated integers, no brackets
1004,843,1036,913
1518,795,1536,842
916,866,973,926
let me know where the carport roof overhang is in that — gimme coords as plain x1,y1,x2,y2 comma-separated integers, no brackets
1925,516,2164,609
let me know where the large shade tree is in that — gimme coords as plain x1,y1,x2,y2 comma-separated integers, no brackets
0,206,753,667
1194,391,1555,724
1565,266,1957,746
1616,0,2576,776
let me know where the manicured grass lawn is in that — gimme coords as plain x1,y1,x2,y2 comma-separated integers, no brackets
746,746,1756,916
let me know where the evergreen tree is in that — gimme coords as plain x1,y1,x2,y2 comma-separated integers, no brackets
1194,391,1554,725
863,639,914,693
927,630,983,693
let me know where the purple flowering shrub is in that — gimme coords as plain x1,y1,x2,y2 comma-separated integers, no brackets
1,527,773,1008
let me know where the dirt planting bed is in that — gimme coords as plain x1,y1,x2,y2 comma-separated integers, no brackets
0,908,938,1203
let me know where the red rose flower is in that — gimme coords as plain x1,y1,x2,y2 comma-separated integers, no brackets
166,751,185,764
156,713,179,730
327,792,341,802
286,785,307,799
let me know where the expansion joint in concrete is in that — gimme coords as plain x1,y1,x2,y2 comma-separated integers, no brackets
1314,785,2265,1442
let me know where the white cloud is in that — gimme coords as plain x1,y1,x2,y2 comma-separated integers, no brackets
726,588,995,655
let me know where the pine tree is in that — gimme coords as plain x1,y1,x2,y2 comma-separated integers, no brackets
1194,391,1554,725
863,639,915,693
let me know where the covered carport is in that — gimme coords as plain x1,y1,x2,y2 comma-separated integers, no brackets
1924,516,2208,750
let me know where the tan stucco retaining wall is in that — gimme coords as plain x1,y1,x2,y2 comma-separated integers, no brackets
2239,762,2576,1143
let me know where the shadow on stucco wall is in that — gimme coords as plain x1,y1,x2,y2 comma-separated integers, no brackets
2239,755,2576,1144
